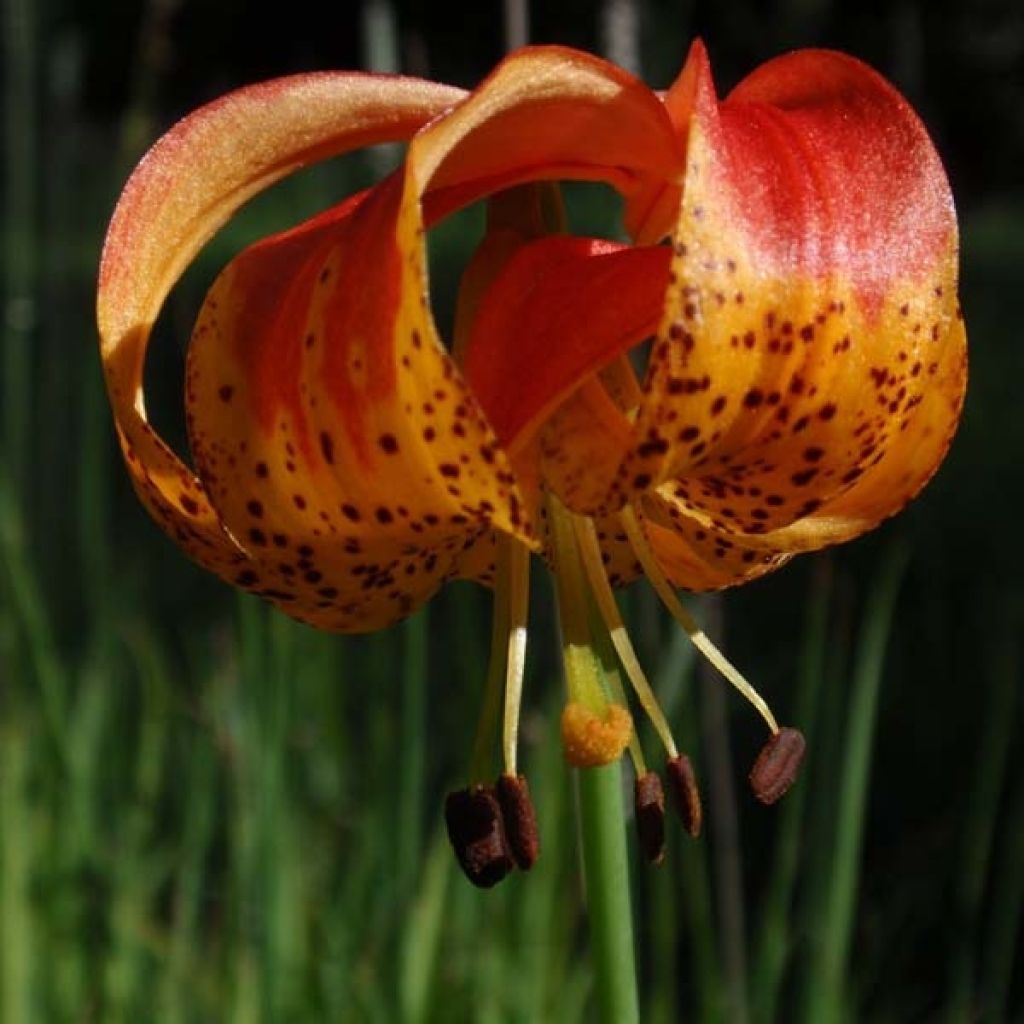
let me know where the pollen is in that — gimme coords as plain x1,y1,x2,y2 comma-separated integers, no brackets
749,726,806,804
634,772,667,864
560,701,633,767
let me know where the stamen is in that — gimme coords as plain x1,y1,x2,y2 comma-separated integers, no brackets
620,505,780,735
501,540,530,776
571,514,679,759
634,772,667,864
749,726,806,804
496,773,540,869
444,785,515,889
666,754,703,838
468,536,530,782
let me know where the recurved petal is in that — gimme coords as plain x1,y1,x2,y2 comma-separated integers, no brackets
638,490,791,589
98,72,466,594
413,45,682,217
619,43,964,546
584,495,788,593
463,235,669,450
184,46,683,628
744,313,966,553
187,173,534,631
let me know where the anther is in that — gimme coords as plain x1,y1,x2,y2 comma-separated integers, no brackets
444,786,515,888
634,772,667,864
560,701,633,767
496,773,540,870
749,727,806,804
666,754,703,837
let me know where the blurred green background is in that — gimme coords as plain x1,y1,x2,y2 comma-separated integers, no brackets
2,0,1023,1020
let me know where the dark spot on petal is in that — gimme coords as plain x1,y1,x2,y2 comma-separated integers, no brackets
320,432,335,464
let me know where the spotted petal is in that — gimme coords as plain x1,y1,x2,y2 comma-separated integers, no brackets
621,42,966,546
181,47,684,629
465,43,965,565
97,72,467,601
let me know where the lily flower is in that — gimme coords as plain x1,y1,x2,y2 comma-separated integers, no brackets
97,42,966,885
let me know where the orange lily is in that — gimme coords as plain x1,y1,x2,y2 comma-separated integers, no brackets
97,43,965,883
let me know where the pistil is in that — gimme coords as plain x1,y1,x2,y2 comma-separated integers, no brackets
547,494,634,768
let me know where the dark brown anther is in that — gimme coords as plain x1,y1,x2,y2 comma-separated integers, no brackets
444,786,515,888
496,773,540,870
666,754,703,838
634,772,667,864
749,727,806,804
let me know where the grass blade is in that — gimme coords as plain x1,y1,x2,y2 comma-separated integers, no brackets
751,562,832,1023
982,775,1024,1019
698,594,749,1024
0,731,34,1024
944,597,1017,1021
803,546,909,1024
399,829,451,1023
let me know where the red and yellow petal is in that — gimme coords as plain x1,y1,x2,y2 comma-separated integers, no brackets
583,495,788,594
638,490,791,590
747,313,966,552
100,46,682,629
414,46,682,220
186,170,532,630
464,235,669,449
459,42,964,577
617,43,965,548
179,46,686,628
97,72,466,608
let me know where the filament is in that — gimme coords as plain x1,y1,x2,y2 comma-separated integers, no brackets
620,504,780,735
571,514,679,760
501,539,530,776
469,535,530,781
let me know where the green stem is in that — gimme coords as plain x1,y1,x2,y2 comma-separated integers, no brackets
397,608,427,901
577,762,640,1024
547,495,640,1022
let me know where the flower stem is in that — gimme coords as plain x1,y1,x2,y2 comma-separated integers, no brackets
577,760,640,1024
547,493,641,1020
